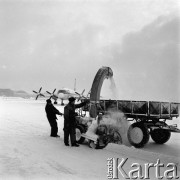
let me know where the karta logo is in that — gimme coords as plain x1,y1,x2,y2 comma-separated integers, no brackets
107,158,179,179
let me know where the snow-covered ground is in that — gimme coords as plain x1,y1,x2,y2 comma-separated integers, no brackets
0,98,180,180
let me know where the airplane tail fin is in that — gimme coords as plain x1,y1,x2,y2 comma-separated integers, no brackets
74,78,76,91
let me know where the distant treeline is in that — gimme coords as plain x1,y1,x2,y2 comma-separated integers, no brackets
0,89,30,98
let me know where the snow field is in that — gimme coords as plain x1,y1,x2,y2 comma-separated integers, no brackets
0,99,179,179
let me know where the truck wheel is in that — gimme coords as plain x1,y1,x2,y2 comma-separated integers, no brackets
128,123,149,148
76,125,85,144
151,129,171,144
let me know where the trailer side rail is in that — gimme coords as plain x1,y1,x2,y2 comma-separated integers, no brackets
97,100,179,120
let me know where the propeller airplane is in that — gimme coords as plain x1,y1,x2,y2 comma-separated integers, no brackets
32,87,90,105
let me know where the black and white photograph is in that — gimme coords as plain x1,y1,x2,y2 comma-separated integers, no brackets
0,0,179,179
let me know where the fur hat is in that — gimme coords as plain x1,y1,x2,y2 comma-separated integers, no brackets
46,99,52,103
68,97,76,102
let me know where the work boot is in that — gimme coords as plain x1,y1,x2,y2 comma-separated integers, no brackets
72,143,79,147
50,135,60,138
50,135,56,137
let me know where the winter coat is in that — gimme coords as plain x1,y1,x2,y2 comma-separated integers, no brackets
64,102,86,128
45,103,61,121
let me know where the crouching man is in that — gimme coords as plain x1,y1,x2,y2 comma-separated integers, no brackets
64,97,89,147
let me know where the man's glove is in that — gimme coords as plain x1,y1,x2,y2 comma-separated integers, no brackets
75,112,78,116
84,99,90,104
59,112,63,116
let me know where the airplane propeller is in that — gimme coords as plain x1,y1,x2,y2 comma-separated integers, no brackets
32,87,45,100
46,89,58,99
75,89,86,101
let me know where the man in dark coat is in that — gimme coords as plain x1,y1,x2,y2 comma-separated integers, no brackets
64,97,88,147
45,99,63,137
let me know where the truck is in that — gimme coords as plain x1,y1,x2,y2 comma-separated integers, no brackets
75,67,180,148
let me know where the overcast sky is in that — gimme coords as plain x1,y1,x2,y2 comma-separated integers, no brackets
0,0,179,102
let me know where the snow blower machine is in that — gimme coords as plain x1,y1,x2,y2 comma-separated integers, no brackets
75,66,180,148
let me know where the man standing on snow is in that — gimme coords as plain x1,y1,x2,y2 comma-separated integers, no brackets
45,99,63,137
63,97,88,147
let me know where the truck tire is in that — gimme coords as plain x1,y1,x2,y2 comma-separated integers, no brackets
128,122,149,148
76,125,86,144
151,129,171,144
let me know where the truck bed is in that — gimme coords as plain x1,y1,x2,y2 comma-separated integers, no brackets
97,100,179,120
